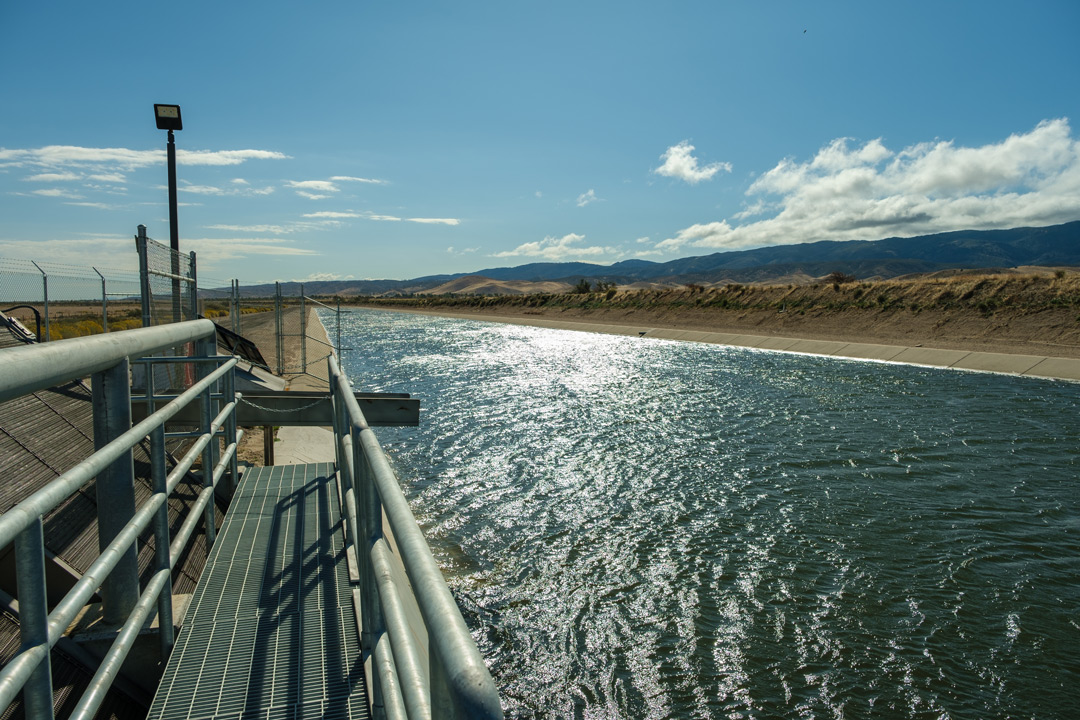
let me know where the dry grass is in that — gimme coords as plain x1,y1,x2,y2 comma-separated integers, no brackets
350,269,1080,318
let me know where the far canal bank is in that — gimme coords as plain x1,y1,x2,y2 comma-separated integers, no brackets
357,307,1080,382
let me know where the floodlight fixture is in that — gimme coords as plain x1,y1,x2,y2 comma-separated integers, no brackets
154,103,183,131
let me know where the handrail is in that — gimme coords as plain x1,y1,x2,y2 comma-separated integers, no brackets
329,355,502,720
0,318,215,403
0,321,240,720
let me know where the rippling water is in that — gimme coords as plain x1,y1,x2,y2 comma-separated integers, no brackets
333,308,1079,719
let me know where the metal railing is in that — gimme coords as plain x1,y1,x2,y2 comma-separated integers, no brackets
330,355,502,720
0,319,241,720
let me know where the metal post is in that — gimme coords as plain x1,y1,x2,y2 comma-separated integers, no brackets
31,261,48,342
263,426,274,465
93,267,108,333
189,251,198,321
136,226,151,328
224,363,239,493
231,279,240,335
354,426,385,713
92,358,140,624
300,284,307,374
198,342,217,548
146,363,175,658
336,300,342,361
150,423,174,657
168,128,181,324
275,282,283,375
15,518,54,720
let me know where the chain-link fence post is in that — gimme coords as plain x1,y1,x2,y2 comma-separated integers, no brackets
275,281,283,375
30,260,49,341
231,279,240,335
137,225,152,328
300,284,307,374
93,266,108,332
189,251,199,321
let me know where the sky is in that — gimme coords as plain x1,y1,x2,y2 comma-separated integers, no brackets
2,1,1079,285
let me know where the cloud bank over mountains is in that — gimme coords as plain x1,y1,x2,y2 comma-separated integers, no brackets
2,119,1078,275
658,119,1080,253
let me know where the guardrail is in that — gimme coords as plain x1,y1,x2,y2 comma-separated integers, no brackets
0,319,241,720
329,355,502,720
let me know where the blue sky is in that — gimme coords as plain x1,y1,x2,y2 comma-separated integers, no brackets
2,1,1078,285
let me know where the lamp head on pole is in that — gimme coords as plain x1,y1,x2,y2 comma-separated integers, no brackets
153,104,182,131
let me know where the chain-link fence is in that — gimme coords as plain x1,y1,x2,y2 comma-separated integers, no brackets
2,227,342,384
0,257,143,342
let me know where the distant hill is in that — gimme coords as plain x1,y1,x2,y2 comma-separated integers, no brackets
223,221,1080,297
418,275,573,296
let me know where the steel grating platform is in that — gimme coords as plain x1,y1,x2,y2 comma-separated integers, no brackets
148,463,369,720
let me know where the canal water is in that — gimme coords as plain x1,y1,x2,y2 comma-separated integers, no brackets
332,308,1079,719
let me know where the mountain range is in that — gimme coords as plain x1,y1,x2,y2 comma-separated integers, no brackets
233,221,1080,297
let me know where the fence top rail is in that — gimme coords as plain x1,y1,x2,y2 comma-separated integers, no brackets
0,319,215,404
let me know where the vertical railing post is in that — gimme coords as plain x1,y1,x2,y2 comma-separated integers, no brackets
136,226,151,328
198,356,217,549
147,360,175,658
15,518,54,720
224,360,239,494
93,267,108,333
31,261,49,342
300,284,307,374
354,426,386,715
91,358,140,624
150,424,175,657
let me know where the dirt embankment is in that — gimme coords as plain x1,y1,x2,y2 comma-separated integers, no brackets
345,271,1080,359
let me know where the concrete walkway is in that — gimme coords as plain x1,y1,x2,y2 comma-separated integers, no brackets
273,426,336,465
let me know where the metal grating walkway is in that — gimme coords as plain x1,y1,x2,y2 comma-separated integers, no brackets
148,463,369,720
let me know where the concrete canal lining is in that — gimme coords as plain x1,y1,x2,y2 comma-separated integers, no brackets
392,310,1080,383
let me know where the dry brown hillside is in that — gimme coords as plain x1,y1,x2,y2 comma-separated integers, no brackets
348,269,1080,359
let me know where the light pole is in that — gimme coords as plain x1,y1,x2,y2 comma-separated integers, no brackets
154,103,183,322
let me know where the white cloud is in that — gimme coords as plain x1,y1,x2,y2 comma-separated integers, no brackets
0,235,136,267
298,272,355,281
205,224,292,234
296,191,331,200
287,180,339,193
577,189,599,207
659,119,1080,253
303,211,361,219
87,173,125,183
0,145,288,170
654,141,732,184
447,246,479,254
26,171,80,182
408,217,460,225
176,149,289,166
330,175,387,185
182,237,319,266
31,187,83,199
491,233,617,261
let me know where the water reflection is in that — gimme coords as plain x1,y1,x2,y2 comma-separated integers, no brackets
333,309,1080,720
